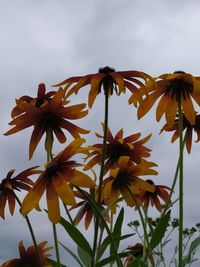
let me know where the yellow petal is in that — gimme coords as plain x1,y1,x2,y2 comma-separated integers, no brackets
118,156,130,168
52,174,76,205
21,176,47,216
46,182,60,223
181,96,195,125
70,170,95,188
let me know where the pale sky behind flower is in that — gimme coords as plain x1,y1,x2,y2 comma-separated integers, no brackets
1,0,200,266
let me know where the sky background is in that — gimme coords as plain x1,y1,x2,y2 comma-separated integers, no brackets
1,0,200,266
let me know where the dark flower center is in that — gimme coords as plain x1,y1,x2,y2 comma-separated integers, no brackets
98,66,118,95
40,111,60,128
112,171,133,191
145,179,154,185
46,160,59,176
164,71,193,100
107,143,131,163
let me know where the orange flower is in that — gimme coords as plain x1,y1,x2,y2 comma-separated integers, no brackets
0,240,53,267
136,179,171,212
84,125,152,174
103,156,156,212
21,138,95,223
5,87,89,159
161,113,200,153
0,167,40,219
137,72,200,127
124,243,143,266
69,189,109,229
53,66,151,108
11,83,56,118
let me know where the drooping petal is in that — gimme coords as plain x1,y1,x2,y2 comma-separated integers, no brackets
165,98,177,127
21,176,47,216
70,170,95,188
8,193,15,215
117,156,130,168
57,138,85,162
156,95,170,122
52,174,76,205
29,124,45,159
0,193,7,219
181,96,196,125
46,181,60,223
185,128,193,153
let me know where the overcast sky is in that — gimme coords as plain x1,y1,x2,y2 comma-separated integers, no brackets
1,0,200,266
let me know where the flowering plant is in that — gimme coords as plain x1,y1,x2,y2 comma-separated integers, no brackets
1,67,200,267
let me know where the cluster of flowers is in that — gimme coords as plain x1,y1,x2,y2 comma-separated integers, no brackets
1,67,200,266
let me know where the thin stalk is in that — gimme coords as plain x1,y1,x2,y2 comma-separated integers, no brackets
76,187,123,267
178,98,184,267
95,228,104,262
162,136,185,217
47,143,61,267
126,187,152,265
63,202,75,225
110,211,114,267
92,89,109,267
14,193,42,267
52,223,61,267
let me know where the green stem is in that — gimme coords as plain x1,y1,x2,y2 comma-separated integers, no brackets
14,193,42,267
126,188,151,264
110,211,114,267
76,187,123,267
178,98,184,267
162,136,185,217
53,223,61,267
46,140,61,267
92,89,109,266
63,202,75,225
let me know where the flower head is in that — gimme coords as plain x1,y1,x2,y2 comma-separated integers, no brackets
84,125,152,174
0,240,53,267
0,167,40,219
11,83,56,118
53,67,151,108
124,243,143,266
161,113,200,153
21,138,95,223
136,179,171,212
102,156,157,212
137,72,200,127
69,189,109,229
5,87,89,159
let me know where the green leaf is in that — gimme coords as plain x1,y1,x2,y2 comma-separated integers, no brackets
77,246,92,267
127,259,147,267
47,258,68,267
59,242,84,267
97,233,134,260
182,236,200,266
59,216,93,256
113,208,124,251
96,252,128,267
150,210,171,250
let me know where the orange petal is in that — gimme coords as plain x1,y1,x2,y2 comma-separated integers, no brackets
21,176,47,216
118,156,130,168
52,174,76,205
29,125,45,159
156,95,170,122
8,193,15,215
165,98,177,127
181,96,196,125
88,74,103,108
46,182,60,223
70,170,95,188
0,193,6,219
